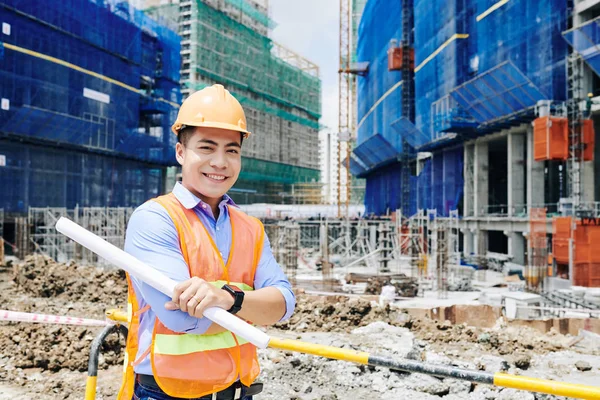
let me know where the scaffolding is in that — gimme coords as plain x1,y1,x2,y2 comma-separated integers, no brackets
148,0,322,203
276,222,300,285
425,209,460,299
178,0,320,115
396,209,426,278
528,208,548,291
566,54,585,210
27,206,134,266
29,208,74,263
80,208,132,266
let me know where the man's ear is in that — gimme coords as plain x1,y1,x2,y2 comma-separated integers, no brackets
175,142,185,166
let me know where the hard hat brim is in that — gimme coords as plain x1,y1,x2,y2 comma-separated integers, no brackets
171,121,251,138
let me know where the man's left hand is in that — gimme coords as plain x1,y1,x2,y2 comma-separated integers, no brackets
165,277,235,318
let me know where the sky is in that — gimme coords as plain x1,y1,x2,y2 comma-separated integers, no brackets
269,0,340,133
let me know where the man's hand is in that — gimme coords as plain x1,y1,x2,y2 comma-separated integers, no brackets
165,277,235,318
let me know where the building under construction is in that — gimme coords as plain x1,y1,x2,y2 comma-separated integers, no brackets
0,0,323,258
145,0,323,205
0,0,181,252
345,0,600,288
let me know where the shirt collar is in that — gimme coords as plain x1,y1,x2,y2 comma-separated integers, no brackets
172,182,238,210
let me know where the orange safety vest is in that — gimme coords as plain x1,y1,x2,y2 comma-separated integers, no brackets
118,193,264,399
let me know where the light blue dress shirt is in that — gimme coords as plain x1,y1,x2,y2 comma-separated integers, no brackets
124,182,296,375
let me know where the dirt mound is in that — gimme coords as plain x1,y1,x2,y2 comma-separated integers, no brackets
0,255,128,373
11,255,127,305
276,295,401,332
0,324,123,372
407,317,571,358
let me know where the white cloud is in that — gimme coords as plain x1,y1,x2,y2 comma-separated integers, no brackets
269,0,339,133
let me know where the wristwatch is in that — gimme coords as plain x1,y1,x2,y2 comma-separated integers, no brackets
222,284,244,315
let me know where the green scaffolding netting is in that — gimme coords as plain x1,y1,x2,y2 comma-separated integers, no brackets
186,0,321,119
185,82,319,130
223,0,276,29
239,157,320,184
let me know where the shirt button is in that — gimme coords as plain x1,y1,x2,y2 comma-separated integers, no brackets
201,204,206,209
216,227,220,231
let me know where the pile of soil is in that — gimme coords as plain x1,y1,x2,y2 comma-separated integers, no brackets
276,295,401,333
11,255,127,305
0,255,127,374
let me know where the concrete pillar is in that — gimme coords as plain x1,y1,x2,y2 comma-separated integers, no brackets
508,231,526,265
475,229,488,255
508,131,526,216
474,141,489,216
464,229,474,255
527,125,544,211
464,144,475,217
582,161,595,203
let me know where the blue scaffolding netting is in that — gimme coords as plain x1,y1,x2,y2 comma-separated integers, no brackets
563,16,600,77
475,0,567,106
417,158,432,211
353,0,570,216
0,140,164,212
0,0,181,210
414,0,474,140
390,117,429,149
0,0,181,166
352,134,400,172
449,61,546,124
356,0,404,147
363,163,417,216
357,0,412,215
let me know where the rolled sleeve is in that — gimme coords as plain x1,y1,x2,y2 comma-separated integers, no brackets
253,234,296,321
124,201,212,334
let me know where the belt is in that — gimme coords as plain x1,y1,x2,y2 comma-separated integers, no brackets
135,374,263,400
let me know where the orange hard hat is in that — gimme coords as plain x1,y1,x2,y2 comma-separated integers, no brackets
171,84,251,137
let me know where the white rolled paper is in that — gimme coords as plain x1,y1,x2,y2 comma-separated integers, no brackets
55,217,271,349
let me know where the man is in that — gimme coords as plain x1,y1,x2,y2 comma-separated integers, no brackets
118,84,295,400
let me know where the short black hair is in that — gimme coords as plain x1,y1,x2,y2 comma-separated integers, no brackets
177,126,244,147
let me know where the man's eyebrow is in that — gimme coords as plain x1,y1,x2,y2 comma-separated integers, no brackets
197,139,218,146
196,139,240,148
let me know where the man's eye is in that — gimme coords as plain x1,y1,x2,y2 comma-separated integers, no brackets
228,149,239,154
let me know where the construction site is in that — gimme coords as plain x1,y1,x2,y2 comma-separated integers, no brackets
1,0,600,399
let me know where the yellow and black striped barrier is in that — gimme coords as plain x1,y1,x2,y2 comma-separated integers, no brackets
84,310,129,400
268,337,600,399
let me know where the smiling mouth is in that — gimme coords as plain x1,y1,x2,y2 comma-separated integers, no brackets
203,173,228,182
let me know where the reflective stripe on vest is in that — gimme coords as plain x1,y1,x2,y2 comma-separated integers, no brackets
155,332,250,355
154,280,253,355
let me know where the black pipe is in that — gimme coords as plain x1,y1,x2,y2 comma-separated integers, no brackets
87,324,128,378
368,355,494,384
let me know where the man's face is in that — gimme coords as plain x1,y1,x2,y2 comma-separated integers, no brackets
176,127,242,202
